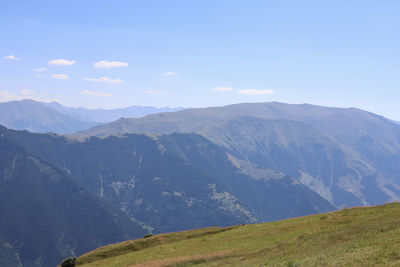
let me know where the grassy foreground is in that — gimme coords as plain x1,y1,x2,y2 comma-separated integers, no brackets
75,203,400,266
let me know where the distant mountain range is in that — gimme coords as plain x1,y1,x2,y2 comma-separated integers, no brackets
0,99,183,134
44,101,183,123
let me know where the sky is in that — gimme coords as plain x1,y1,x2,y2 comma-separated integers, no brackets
1,0,399,119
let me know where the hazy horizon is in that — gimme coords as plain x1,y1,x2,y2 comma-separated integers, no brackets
2,98,400,122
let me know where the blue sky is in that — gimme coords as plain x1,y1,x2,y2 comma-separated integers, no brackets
1,1,399,119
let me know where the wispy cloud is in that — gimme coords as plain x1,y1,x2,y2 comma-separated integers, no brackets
0,89,36,101
21,89,36,96
237,89,275,95
84,77,124,84
213,87,233,92
80,90,113,97
48,59,76,66
34,67,47,72
35,74,44,78
4,55,21,61
0,90,20,101
52,74,69,80
94,60,128,68
0,90,62,103
145,90,164,95
163,71,179,76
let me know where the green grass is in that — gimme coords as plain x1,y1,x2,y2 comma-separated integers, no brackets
76,203,400,266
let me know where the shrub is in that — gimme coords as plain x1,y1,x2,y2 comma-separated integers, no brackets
61,257,76,267
144,234,153,238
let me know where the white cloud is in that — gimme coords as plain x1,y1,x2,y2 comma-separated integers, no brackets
34,67,47,72
4,55,21,61
35,74,44,78
213,87,233,92
93,60,128,68
52,74,69,80
0,90,20,101
163,71,179,76
145,90,164,95
48,59,76,66
80,90,113,97
237,89,275,96
0,90,62,103
84,77,124,84
21,89,36,96
0,89,34,101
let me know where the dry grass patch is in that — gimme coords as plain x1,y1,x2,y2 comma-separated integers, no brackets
130,250,232,267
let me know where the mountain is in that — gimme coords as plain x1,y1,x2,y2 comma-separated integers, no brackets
76,203,400,266
6,128,334,234
0,126,149,267
73,102,400,208
4,101,399,265
0,124,334,265
0,100,99,134
44,101,183,123
0,99,183,134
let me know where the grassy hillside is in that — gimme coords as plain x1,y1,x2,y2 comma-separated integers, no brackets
75,203,400,266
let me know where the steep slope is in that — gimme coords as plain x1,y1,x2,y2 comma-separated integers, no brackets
200,116,399,207
0,99,98,134
45,101,184,123
72,102,400,207
5,127,334,234
0,126,148,267
76,203,400,267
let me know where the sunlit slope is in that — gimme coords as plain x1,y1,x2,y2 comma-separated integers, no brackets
76,203,400,266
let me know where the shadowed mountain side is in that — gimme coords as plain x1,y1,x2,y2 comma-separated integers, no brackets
4,127,334,234
0,127,148,267
158,133,335,220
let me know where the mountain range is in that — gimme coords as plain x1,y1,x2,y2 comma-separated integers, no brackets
1,101,400,266
74,102,400,208
0,99,183,134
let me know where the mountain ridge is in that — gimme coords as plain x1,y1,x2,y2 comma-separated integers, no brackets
72,102,400,208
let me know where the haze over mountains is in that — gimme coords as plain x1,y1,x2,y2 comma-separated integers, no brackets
1,101,400,266
75,102,400,208
44,101,183,124
0,99,183,134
